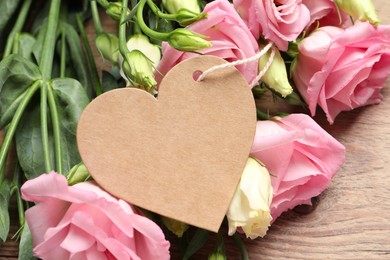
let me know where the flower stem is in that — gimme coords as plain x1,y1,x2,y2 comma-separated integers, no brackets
47,85,62,174
14,187,25,226
76,14,103,96
60,30,66,78
146,0,176,20
0,81,41,179
40,82,52,173
119,0,131,57
3,0,32,58
136,0,170,40
39,0,62,80
91,0,104,35
11,33,21,55
11,163,25,226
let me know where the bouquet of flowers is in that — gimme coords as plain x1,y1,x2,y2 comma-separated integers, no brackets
0,0,389,259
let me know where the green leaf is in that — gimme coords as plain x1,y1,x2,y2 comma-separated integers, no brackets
0,0,22,40
0,54,41,129
51,78,89,174
15,78,89,179
122,2,139,24
15,100,55,179
62,23,94,99
102,69,125,92
18,223,36,260
0,181,11,243
183,229,210,260
32,23,47,64
17,33,36,61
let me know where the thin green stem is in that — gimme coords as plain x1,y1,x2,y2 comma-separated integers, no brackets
47,85,62,174
233,233,249,260
133,21,142,34
40,82,52,173
39,0,62,80
136,0,170,40
0,81,41,179
76,14,103,96
12,33,20,55
15,187,25,226
146,0,176,20
91,1,104,35
3,0,32,57
119,0,131,59
60,30,66,78
11,177,25,227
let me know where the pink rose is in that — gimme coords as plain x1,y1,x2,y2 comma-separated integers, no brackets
233,0,310,51
302,0,351,31
293,22,390,123
250,114,345,220
156,0,259,84
21,172,170,260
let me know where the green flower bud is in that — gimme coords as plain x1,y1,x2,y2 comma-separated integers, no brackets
162,0,200,14
161,216,189,238
126,34,161,68
106,2,130,21
335,0,380,25
95,32,120,65
208,252,227,260
175,8,207,26
67,163,90,186
122,50,157,91
167,28,212,51
259,45,293,97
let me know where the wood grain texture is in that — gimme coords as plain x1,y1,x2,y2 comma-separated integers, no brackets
1,0,390,259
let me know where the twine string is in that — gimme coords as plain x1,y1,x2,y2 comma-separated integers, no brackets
196,42,275,86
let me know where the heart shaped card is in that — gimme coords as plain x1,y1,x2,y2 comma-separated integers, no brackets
77,55,256,232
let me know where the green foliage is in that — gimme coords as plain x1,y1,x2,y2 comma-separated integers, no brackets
16,34,36,60
0,0,22,49
15,78,89,179
0,181,11,243
102,69,126,92
62,23,94,99
0,54,42,129
18,223,36,260
183,229,210,260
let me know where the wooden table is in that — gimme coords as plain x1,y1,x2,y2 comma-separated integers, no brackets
1,0,389,259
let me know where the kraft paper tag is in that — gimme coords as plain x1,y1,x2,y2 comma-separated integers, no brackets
77,55,256,232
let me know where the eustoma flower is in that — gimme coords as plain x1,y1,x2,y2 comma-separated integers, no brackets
227,158,273,239
250,114,345,220
21,172,170,260
233,0,310,51
157,0,259,84
293,22,390,123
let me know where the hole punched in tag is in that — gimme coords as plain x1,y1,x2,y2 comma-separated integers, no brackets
192,70,203,81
